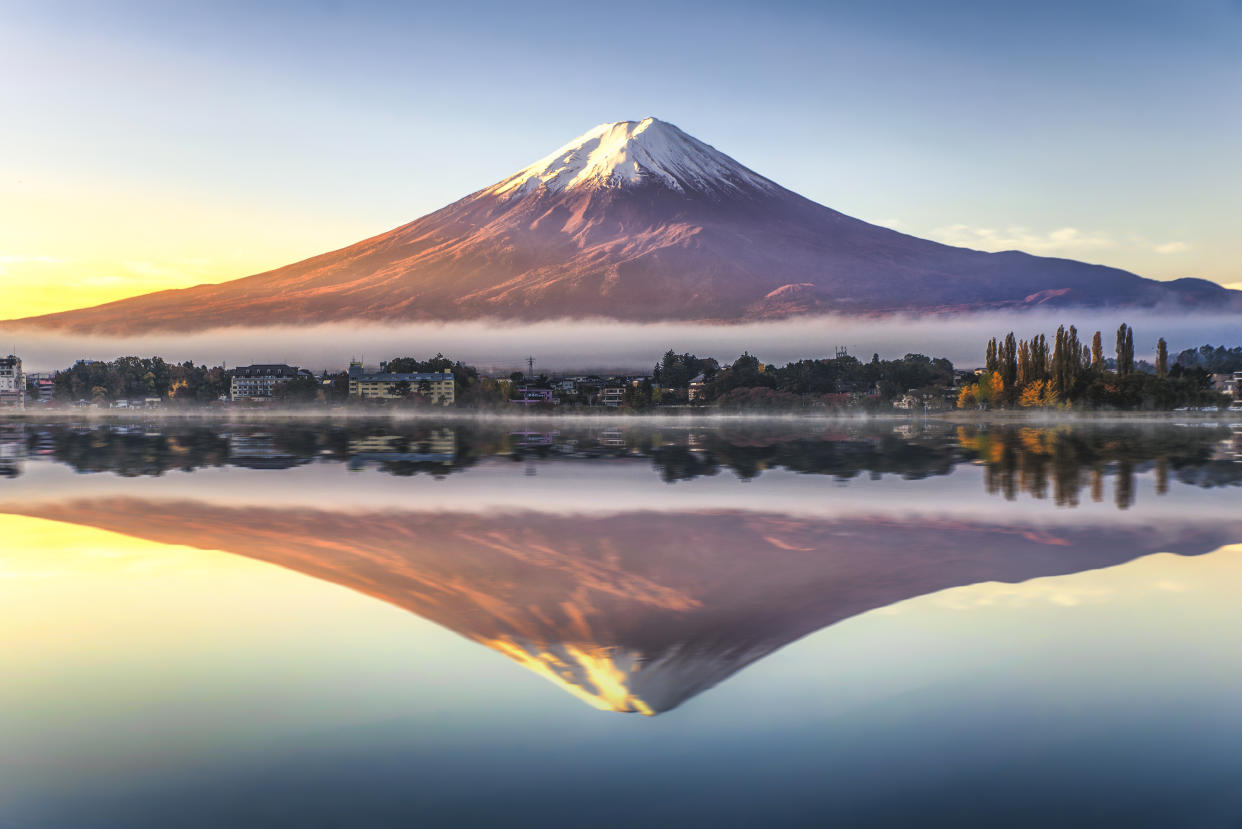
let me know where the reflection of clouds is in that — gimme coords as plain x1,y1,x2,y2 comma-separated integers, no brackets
936,581,1115,610
924,547,1242,613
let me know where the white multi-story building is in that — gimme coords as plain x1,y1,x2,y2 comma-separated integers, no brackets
0,355,25,407
230,364,312,401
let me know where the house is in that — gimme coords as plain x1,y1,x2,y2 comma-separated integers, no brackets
27,374,55,405
1211,372,1242,400
510,387,560,405
600,387,626,407
230,364,313,401
687,373,706,402
0,355,24,407
347,361,455,405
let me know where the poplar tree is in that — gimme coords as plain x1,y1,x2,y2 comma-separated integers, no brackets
1156,338,1168,378
1124,326,1134,376
1091,331,1104,369
1116,323,1134,376
1001,332,1018,397
1017,339,1032,387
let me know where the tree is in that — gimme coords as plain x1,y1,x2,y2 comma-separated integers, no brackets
274,376,321,404
391,380,412,399
1156,338,1168,378
1116,323,1134,377
1019,381,1045,408
988,371,1004,404
1091,331,1104,369
1000,332,1018,397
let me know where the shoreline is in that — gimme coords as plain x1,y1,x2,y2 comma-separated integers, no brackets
1,407,1239,426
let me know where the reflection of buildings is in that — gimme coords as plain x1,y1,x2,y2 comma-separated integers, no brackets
509,430,559,449
0,424,26,477
227,434,305,469
346,430,457,470
599,428,625,447
1212,426,1242,462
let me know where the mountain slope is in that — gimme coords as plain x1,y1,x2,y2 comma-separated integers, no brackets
10,117,1238,333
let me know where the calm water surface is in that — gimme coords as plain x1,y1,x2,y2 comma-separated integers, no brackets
2,418,1241,827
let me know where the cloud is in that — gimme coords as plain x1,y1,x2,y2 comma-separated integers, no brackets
1153,241,1189,255
0,254,64,276
0,255,63,265
928,224,1117,256
4,309,1241,374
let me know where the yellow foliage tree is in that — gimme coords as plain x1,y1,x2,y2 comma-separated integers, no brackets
988,371,1004,406
1019,380,1045,408
956,384,977,409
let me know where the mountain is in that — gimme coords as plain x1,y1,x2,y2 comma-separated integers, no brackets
9,117,1238,333
4,497,1237,714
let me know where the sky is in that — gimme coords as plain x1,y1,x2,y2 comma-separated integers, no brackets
1,0,1239,317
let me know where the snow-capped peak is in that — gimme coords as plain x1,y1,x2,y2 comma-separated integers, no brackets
488,117,779,199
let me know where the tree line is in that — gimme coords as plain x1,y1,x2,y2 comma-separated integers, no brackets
958,324,1232,410
625,349,955,410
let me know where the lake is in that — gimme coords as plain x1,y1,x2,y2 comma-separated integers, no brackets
2,417,1240,827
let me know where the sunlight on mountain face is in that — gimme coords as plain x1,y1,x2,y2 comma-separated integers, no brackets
486,637,656,715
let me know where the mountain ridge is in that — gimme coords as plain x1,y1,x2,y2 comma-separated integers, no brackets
8,117,1238,334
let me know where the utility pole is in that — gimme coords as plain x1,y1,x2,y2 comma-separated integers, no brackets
527,355,535,377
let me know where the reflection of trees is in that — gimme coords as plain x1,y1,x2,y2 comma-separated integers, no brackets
31,420,1242,504
959,425,1241,509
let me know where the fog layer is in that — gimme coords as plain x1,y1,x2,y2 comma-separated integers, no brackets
5,311,1239,373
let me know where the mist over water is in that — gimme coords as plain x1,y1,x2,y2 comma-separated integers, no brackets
7,310,1239,372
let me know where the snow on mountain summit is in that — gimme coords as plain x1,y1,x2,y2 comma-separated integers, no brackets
489,117,780,199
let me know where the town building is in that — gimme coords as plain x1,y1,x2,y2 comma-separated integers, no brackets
0,355,25,407
600,387,626,407
687,374,706,402
230,364,313,401
347,361,455,405
511,387,560,406
25,373,56,405
1212,372,1242,400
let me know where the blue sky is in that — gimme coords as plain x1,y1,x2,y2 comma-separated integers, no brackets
1,0,1239,313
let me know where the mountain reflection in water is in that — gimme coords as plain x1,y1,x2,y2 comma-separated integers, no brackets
6,481,1240,713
